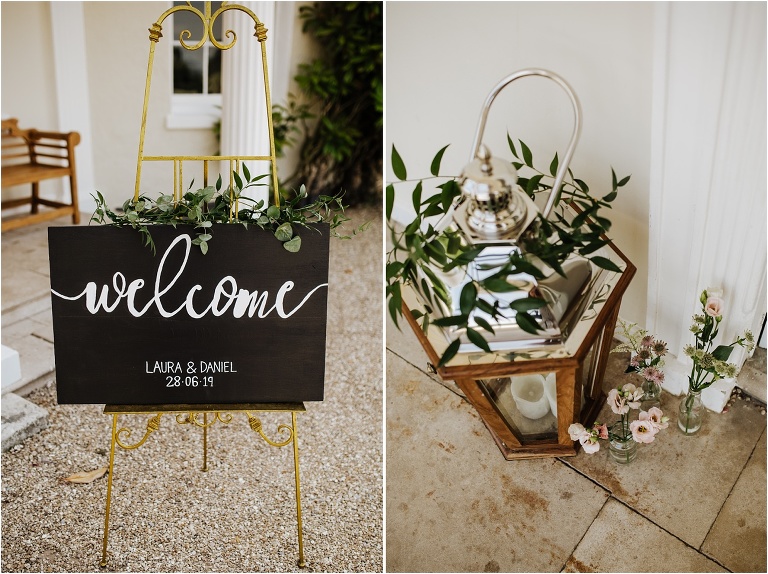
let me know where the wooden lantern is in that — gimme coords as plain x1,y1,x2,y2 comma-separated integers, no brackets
400,234,635,460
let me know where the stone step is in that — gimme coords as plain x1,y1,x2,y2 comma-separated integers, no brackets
1,392,48,452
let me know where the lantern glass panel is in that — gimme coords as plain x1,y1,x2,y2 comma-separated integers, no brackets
478,373,558,443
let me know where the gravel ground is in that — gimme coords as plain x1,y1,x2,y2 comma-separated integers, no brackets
1,206,383,573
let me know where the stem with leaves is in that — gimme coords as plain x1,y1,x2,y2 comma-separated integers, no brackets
91,168,369,255
386,137,630,367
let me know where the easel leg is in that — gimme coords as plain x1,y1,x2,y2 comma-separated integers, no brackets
100,414,118,568
292,411,306,568
202,412,208,472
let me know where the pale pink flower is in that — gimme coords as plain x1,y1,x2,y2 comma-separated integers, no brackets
640,335,654,347
630,418,658,443
642,366,664,384
705,296,724,318
580,435,600,454
622,383,644,409
568,423,588,441
652,340,668,356
594,423,609,440
608,388,628,415
642,407,669,430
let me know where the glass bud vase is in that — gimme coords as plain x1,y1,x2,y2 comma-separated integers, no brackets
640,378,662,410
608,421,637,464
678,389,704,435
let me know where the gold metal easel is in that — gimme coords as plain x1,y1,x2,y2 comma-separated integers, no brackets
99,3,309,568
100,404,307,568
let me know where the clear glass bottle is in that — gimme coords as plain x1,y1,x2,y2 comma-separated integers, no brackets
678,389,703,435
640,378,662,410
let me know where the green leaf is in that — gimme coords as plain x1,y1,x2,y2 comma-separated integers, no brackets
386,184,394,220
233,171,243,190
611,168,618,190
483,278,519,293
602,189,618,203
198,220,213,228
215,173,222,192
199,240,209,255
507,133,518,158
508,297,547,312
198,233,212,241
515,311,541,334
242,163,251,182
473,316,495,335
590,256,622,273
391,144,407,180
617,174,631,187
283,236,302,252
549,152,559,177
433,315,468,327
526,174,544,196
712,345,734,362
459,282,477,316
266,205,280,219
520,139,533,167
412,181,423,214
386,261,404,281
275,222,294,242
466,328,492,352
430,144,450,176
438,338,461,368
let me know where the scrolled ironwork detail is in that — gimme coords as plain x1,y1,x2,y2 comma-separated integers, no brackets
147,2,266,51
247,413,294,447
115,414,163,450
176,411,234,428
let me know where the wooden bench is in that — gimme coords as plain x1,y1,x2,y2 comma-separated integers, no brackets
1,118,81,232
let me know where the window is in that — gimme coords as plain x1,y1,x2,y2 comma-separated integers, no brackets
167,1,223,129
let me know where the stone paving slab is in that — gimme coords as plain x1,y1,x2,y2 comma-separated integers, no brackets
564,498,727,573
701,430,767,572
1,393,48,452
566,358,767,550
386,353,609,573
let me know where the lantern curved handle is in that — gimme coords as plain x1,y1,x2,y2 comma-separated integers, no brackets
469,68,582,219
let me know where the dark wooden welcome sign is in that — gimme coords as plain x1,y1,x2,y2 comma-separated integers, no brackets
48,224,330,404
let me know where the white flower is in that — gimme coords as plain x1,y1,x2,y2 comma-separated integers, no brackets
568,423,588,441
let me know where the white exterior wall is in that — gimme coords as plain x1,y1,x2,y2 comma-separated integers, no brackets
1,1,63,202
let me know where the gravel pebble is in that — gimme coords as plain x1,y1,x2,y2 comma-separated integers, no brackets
1,207,383,572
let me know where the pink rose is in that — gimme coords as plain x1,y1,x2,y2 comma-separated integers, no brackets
705,296,724,318
630,419,658,443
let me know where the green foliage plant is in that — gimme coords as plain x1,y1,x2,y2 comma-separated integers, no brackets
386,136,631,367
276,2,382,205
91,167,368,255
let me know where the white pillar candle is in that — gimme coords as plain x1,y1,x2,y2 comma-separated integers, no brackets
510,374,551,419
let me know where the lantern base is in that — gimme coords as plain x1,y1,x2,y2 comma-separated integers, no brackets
456,377,605,460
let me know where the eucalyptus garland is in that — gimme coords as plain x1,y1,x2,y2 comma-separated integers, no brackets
385,136,630,366
91,167,368,255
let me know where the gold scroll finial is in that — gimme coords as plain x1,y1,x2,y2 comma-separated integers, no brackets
255,22,268,42
148,23,163,43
